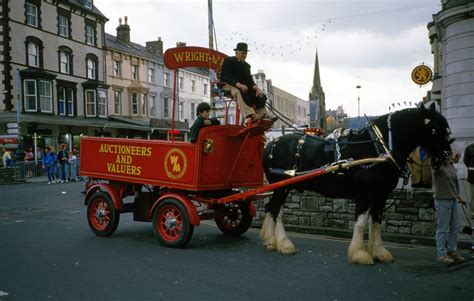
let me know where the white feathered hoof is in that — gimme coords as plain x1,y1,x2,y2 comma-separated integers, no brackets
372,247,394,263
348,249,374,265
264,235,277,251
277,238,296,255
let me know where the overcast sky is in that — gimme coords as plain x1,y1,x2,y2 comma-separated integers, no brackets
95,0,442,117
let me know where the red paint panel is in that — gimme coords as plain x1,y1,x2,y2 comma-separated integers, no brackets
80,137,197,190
163,46,228,70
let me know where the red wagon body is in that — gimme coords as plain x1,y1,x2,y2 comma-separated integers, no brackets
80,125,265,191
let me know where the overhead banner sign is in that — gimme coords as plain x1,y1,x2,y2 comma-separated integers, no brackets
411,64,433,86
164,46,227,71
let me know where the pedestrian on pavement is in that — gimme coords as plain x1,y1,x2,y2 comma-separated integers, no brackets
408,146,432,189
57,143,69,183
463,143,474,219
220,42,276,127
2,148,13,168
68,151,79,181
431,144,466,264
24,148,34,178
43,146,58,184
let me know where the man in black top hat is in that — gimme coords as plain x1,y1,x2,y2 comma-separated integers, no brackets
221,42,270,126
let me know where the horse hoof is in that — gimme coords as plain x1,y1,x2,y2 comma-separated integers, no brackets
278,239,296,255
349,250,374,265
373,248,394,262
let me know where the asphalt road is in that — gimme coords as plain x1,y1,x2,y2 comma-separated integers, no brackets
0,181,473,301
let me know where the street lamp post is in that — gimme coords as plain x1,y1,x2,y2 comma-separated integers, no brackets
356,85,361,128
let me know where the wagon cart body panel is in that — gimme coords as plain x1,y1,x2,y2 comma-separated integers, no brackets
80,125,264,191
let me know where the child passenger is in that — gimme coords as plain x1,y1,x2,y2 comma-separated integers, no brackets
189,102,220,143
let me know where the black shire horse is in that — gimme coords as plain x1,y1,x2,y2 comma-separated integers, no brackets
260,106,453,265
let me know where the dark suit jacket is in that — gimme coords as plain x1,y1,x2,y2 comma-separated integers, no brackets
220,56,256,89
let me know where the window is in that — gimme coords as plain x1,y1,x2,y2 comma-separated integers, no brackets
131,65,138,80
87,58,97,79
179,76,184,90
148,68,155,83
191,103,195,121
26,2,38,27
58,15,69,37
203,83,208,95
86,90,96,116
85,25,95,45
142,94,148,115
163,97,169,118
164,73,169,87
98,90,107,117
178,101,184,121
39,81,52,113
24,80,37,111
28,43,39,67
59,86,74,116
114,91,121,114
59,51,70,74
149,95,156,116
84,0,92,9
113,60,120,77
191,80,195,92
131,93,138,115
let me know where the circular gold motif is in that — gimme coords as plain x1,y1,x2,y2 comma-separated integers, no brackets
164,148,188,179
411,65,433,86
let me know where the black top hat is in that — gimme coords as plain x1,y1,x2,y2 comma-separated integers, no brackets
234,42,249,52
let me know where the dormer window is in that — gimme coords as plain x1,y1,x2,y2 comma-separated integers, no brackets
84,0,93,9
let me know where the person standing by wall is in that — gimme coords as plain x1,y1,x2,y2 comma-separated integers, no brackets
43,147,58,184
57,143,69,183
463,143,474,219
2,148,13,168
431,144,466,264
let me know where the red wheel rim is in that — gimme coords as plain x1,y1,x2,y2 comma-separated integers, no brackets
156,204,184,242
89,198,111,231
220,204,242,230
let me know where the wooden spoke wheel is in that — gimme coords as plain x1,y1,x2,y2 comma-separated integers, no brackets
152,198,194,248
87,191,119,237
215,202,252,236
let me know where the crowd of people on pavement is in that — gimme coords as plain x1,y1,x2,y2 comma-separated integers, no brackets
43,144,81,184
1,144,82,184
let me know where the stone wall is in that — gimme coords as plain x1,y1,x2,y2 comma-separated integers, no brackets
254,189,436,237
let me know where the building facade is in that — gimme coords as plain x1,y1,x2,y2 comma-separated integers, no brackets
272,86,309,129
0,0,149,154
427,0,474,152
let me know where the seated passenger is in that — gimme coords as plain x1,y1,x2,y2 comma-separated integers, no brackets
189,102,220,143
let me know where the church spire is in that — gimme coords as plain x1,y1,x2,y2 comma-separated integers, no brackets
313,49,321,89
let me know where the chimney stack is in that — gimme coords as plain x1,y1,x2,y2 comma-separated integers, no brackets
146,37,164,56
176,42,186,47
116,16,131,45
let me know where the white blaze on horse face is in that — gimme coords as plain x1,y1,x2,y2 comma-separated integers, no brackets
347,210,374,265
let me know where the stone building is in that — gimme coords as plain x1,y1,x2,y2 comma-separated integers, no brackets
272,86,309,129
427,0,474,152
309,50,326,130
104,17,172,139
0,0,148,154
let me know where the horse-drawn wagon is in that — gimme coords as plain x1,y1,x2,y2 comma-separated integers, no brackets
80,46,454,265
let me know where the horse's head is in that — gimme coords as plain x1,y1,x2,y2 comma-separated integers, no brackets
419,104,454,159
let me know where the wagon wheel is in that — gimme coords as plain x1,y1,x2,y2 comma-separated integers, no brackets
152,198,194,248
87,191,120,237
215,202,252,236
